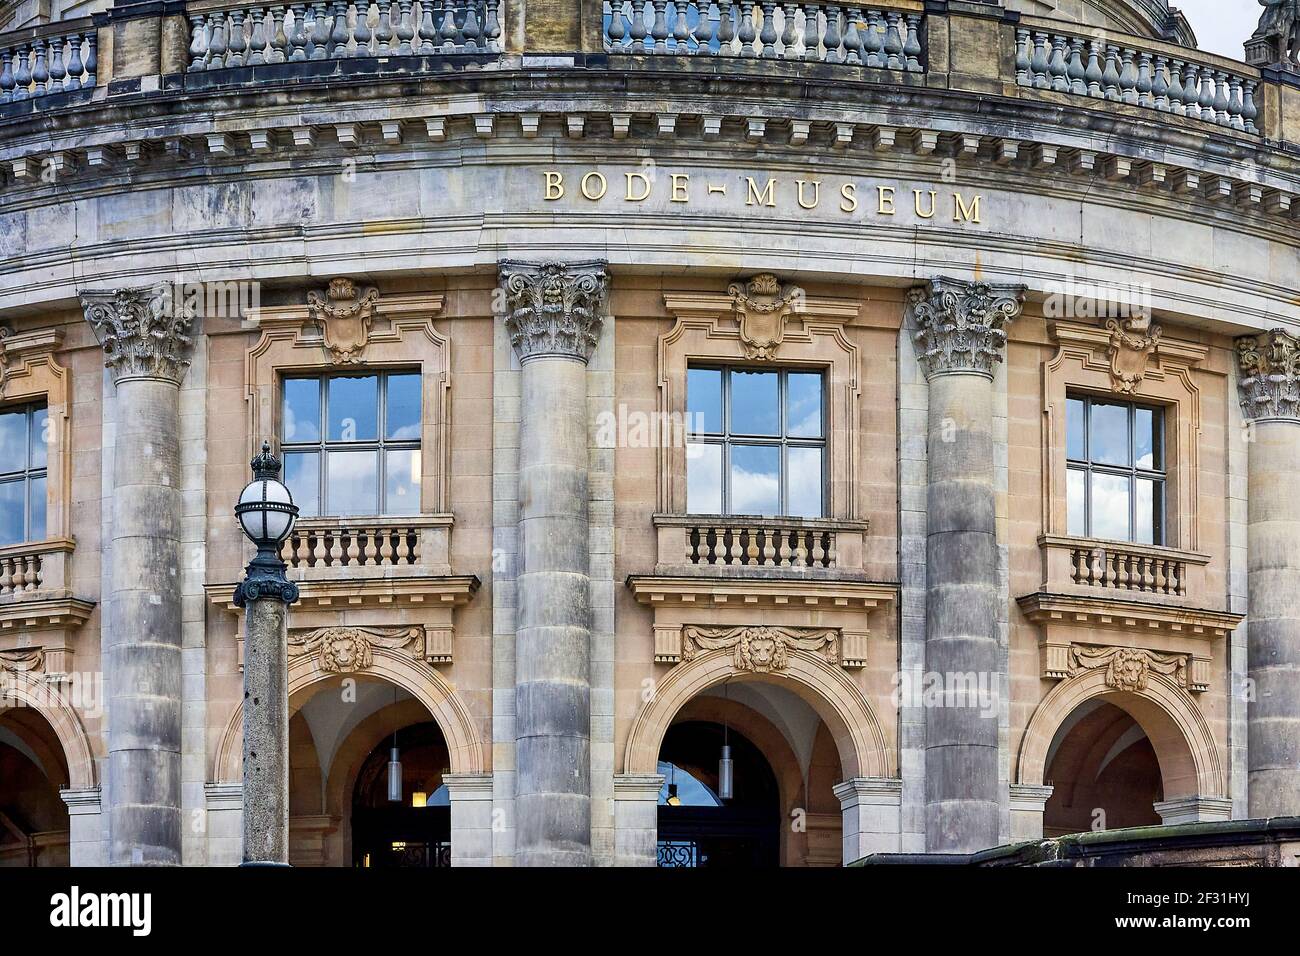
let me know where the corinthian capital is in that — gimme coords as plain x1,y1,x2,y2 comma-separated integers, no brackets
1236,329,1300,421
499,260,609,364
908,277,1026,379
81,286,195,384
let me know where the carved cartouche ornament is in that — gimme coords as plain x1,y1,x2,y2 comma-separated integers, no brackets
306,277,379,365
728,273,803,361
1106,314,1162,395
81,286,195,384
1236,328,1300,421
499,260,609,364
909,277,1026,379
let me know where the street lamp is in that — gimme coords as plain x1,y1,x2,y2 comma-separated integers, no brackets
233,440,300,865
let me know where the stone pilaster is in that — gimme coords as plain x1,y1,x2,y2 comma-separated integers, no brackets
82,285,194,866
612,773,664,867
834,777,904,864
909,277,1024,854
1236,329,1300,818
499,259,608,866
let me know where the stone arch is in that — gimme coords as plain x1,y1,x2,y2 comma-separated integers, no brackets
0,671,95,790
624,650,893,781
213,648,484,783
1017,669,1224,799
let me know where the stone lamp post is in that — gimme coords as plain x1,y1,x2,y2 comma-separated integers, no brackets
233,441,300,865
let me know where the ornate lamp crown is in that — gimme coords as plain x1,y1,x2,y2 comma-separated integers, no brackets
250,440,282,481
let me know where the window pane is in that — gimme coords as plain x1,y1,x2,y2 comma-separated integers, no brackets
326,450,379,516
787,447,823,518
385,373,422,441
687,368,722,435
385,449,421,515
787,373,823,438
1091,472,1131,541
1066,397,1085,461
730,370,779,436
686,442,722,514
28,475,45,541
1067,467,1086,536
1089,402,1130,467
29,408,49,470
730,444,780,515
0,408,25,476
327,376,378,442
284,452,320,518
0,480,22,546
282,379,321,444
1136,478,1164,546
1135,406,1162,471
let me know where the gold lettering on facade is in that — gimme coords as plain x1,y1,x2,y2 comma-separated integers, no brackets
671,174,690,203
878,186,896,215
544,170,564,200
840,182,858,212
796,180,821,210
954,193,982,223
914,189,937,219
581,171,608,200
625,171,652,201
538,169,988,224
746,177,777,207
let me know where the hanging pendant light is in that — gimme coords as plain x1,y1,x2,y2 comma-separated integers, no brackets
718,682,734,800
386,688,402,802
666,764,682,806
387,743,403,803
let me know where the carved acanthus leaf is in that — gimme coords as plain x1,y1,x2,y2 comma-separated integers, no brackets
289,625,425,673
306,278,379,365
1068,644,1189,692
499,260,609,363
1236,328,1300,421
681,625,839,672
908,277,1026,379
81,286,195,384
727,273,803,360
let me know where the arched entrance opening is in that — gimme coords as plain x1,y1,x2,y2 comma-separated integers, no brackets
283,674,449,867
651,681,847,867
0,707,70,867
1042,700,1163,836
351,720,452,868
657,721,781,868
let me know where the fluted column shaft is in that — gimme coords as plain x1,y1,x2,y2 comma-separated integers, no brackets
83,287,194,866
911,278,1024,854
500,260,608,866
1237,330,1300,817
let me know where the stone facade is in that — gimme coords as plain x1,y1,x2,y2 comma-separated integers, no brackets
1,0,1299,867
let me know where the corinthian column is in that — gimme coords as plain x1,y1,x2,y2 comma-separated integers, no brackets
82,286,194,866
910,277,1025,854
1237,329,1300,818
499,259,608,866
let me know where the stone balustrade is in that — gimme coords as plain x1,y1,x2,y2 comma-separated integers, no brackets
0,538,74,597
1015,24,1260,134
1038,535,1210,604
186,0,502,70
0,19,96,106
279,514,453,578
654,513,869,573
603,1,923,71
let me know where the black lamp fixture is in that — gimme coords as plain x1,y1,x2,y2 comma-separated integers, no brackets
233,441,300,606
387,687,403,803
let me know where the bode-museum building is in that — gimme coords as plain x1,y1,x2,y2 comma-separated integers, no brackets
0,0,1299,869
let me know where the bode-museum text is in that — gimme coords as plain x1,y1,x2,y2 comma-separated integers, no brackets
543,169,985,222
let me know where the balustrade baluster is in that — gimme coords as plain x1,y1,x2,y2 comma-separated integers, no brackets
465,1,485,51
355,3,374,56
416,0,436,53
1084,40,1103,97
903,12,921,71
1101,45,1121,100
800,3,819,61
0,557,12,594
47,35,66,93
1048,35,1069,92
0,50,14,102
